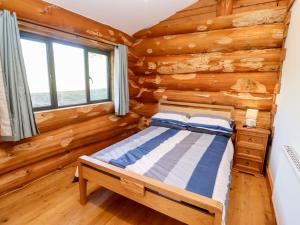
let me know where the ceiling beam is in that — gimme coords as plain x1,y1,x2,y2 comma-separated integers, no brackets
216,0,233,16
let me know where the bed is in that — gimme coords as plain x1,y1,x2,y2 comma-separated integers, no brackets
78,100,235,225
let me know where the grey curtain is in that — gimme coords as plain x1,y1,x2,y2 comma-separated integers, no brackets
0,10,38,141
114,44,129,116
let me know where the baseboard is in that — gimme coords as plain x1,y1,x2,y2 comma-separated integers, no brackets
266,167,278,225
266,166,274,193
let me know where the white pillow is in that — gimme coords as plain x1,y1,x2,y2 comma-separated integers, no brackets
187,114,234,136
151,111,189,129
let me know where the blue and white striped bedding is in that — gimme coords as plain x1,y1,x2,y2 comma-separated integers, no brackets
80,126,234,223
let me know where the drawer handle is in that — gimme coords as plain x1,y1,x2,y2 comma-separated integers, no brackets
246,150,250,154
248,137,253,142
245,162,250,166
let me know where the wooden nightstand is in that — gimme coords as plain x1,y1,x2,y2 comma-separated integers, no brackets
234,126,270,176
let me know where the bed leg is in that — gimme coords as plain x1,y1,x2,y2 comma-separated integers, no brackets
79,163,87,205
213,210,222,225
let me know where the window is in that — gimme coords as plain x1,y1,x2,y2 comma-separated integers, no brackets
88,52,109,101
21,38,51,108
21,32,111,111
52,43,86,107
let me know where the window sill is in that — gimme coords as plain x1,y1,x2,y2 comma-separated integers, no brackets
35,101,113,114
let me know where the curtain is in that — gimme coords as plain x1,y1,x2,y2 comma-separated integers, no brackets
114,44,129,116
0,55,12,137
0,10,38,141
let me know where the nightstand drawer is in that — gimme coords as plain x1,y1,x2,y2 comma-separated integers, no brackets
236,146,264,160
237,141,265,150
238,133,266,145
234,157,262,173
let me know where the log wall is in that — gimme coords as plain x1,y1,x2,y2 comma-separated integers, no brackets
0,0,291,195
130,0,289,129
0,0,139,195
164,0,288,23
0,104,140,196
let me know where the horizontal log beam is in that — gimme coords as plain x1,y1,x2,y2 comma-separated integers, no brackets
232,1,288,14
166,4,217,21
18,20,114,51
132,24,284,56
130,100,157,118
128,48,141,62
0,129,137,195
137,72,278,94
130,100,272,129
132,89,274,111
128,69,140,83
0,113,139,175
129,79,141,99
133,49,281,75
0,0,133,45
35,103,114,133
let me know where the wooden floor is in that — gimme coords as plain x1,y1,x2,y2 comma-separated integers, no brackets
0,163,276,225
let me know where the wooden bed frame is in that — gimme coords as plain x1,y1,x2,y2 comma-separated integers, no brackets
78,100,234,225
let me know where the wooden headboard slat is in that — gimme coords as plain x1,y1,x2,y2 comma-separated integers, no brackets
159,100,234,120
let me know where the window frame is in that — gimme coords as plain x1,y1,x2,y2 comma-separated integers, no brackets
21,32,112,111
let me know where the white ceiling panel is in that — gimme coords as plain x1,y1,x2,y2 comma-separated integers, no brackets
44,0,197,35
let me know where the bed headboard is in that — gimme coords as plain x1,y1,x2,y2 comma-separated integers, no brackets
159,100,234,120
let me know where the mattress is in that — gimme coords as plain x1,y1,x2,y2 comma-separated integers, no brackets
80,126,234,223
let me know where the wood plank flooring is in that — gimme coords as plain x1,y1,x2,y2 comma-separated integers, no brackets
0,163,276,225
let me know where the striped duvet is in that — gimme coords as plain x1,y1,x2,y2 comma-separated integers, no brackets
81,126,234,223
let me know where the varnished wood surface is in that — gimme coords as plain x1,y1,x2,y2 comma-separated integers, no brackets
228,172,276,225
79,161,217,225
134,7,286,38
129,0,289,130
0,164,276,225
0,112,139,175
234,126,270,175
130,100,273,130
0,0,133,45
0,0,136,196
216,0,233,16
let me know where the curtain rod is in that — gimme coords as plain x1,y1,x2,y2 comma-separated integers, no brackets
17,18,117,48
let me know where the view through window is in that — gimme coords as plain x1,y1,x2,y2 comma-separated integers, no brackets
21,33,111,110
21,39,51,108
